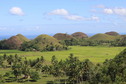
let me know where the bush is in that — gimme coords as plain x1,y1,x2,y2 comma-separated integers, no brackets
30,71,40,82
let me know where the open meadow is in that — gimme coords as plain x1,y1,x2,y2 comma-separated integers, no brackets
0,46,125,63
0,46,126,84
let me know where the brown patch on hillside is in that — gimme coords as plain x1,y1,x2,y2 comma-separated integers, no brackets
71,32,88,39
105,31,119,36
5,34,29,49
53,33,74,40
120,35,126,37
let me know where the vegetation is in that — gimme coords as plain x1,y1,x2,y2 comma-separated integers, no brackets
1,32,126,83
20,34,68,51
1,47,126,84
89,33,116,41
59,33,126,47
1,32,126,51
0,46,125,63
0,34,29,49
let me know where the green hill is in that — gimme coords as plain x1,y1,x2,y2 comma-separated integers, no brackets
16,34,30,42
34,34,62,47
71,32,88,39
21,34,66,51
89,33,116,41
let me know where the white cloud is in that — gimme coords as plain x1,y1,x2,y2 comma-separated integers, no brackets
104,8,113,14
48,9,69,15
10,7,24,16
65,15,84,21
96,5,105,8
113,8,126,16
48,9,99,21
90,16,100,21
65,15,99,21
103,8,126,16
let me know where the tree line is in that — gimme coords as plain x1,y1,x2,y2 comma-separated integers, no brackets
61,37,126,47
1,35,126,51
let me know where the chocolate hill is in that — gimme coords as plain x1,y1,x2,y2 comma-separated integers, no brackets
105,31,119,36
21,34,64,51
53,33,74,40
4,34,29,49
71,32,88,39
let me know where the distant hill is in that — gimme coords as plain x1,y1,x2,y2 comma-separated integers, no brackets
16,34,30,42
53,33,74,40
34,34,62,46
21,34,66,51
71,32,88,39
4,34,29,49
89,33,116,41
120,35,126,38
105,31,119,36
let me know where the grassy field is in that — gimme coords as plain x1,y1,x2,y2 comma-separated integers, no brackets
0,46,126,84
0,46,125,63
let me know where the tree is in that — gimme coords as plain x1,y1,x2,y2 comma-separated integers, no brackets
12,64,22,79
0,74,5,83
51,55,58,65
0,57,4,67
7,55,14,66
22,65,31,79
30,71,40,81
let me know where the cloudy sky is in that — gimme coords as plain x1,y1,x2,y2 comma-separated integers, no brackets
0,0,126,35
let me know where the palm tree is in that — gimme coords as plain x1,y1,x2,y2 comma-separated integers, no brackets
12,64,22,79
7,55,14,66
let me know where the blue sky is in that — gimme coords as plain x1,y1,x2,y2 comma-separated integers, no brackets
0,0,126,35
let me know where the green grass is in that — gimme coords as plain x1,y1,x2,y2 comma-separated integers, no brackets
0,46,126,84
0,68,11,75
4,74,67,84
0,46,125,63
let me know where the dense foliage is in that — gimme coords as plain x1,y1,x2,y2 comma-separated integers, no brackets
60,36,126,47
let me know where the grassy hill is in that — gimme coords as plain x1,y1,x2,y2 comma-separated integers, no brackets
16,34,30,42
34,34,60,46
4,34,29,49
89,33,117,41
21,34,66,51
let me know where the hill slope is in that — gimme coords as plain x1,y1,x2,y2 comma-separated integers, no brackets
71,32,88,39
105,31,119,36
53,33,74,40
4,34,29,49
21,34,66,51
89,33,116,41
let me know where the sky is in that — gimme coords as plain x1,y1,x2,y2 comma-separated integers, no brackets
0,0,126,35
